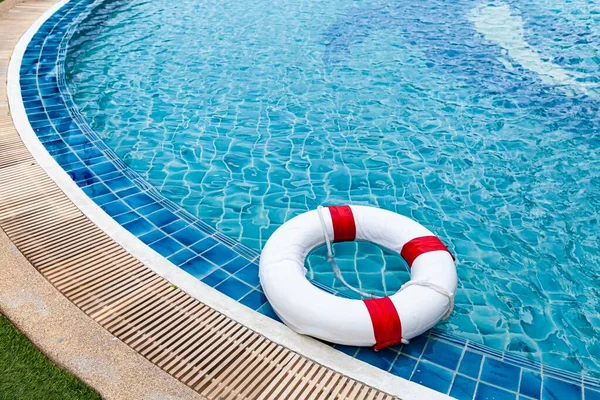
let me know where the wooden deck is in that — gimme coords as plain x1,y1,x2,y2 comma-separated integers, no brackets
0,2,397,399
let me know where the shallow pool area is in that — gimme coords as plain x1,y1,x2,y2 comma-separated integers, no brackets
62,0,600,377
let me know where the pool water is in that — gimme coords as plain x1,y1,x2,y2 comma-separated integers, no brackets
65,0,600,375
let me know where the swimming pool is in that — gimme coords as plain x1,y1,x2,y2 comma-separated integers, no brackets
19,2,598,388
63,0,600,378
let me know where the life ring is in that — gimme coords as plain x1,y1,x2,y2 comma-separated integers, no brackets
259,205,457,350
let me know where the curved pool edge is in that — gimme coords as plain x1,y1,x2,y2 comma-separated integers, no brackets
5,1,448,399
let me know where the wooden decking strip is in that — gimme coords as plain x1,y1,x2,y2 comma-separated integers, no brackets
0,2,397,399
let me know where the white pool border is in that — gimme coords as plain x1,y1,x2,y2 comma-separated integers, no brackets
7,3,450,399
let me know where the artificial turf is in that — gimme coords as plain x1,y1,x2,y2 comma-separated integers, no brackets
0,314,101,400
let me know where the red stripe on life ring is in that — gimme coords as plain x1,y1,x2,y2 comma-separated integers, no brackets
363,297,402,350
400,236,455,268
328,206,356,242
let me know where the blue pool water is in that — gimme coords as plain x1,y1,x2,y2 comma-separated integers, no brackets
64,0,600,376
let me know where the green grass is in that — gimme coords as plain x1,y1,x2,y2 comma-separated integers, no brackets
0,314,101,400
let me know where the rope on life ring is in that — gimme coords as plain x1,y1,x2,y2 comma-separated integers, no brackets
316,205,373,299
399,280,455,320
317,205,455,319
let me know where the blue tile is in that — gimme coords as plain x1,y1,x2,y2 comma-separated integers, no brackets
542,376,582,400
27,111,50,122
25,105,45,115
114,211,140,225
73,145,103,161
450,375,477,400
20,74,37,84
585,388,600,400
21,94,40,104
41,95,65,107
239,290,268,310
355,347,396,371
61,160,86,172
96,170,121,183
151,236,184,258
23,99,43,110
422,338,463,370
122,218,154,236
55,120,80,135
214,276,253,301
584,378,600,391
38,82,59,97
504,354,542,372
82,154,106,167
29,119,53,130
222,257,250,274
161,220,188,235
233,262,260,287
36,126,58,138
147,209,178,228
62,131,88,146
389,354,417,379
543,368,582,385
411,360,453,394
190,237,219,254
104,176,134,192
81,182,110,198
20,57,39,66
468,342,504,359
39,74,58,86
139,229,165,245
180,256,216,279
137,202,163,216
168,248,196,266
116,187,140,199
257,302,282,322
401,334,428,358
20,80,38,89
202,244,238,266
476,382,516,400
123,192,155,209
459,351,483,378
520,370,542,399
201,268,229,287
480,357,521,392
47,109,69,119
101,200,131,217
68,167,96,185
76,174,100,188
171,226,207,247
89,161,118,176
94,193,118,206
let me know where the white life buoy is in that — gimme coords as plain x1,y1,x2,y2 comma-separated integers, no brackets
259,205,457,350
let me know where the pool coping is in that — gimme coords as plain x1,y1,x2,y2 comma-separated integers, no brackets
4,0,448,399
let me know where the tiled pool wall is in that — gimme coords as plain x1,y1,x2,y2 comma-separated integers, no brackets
15,0,600,399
